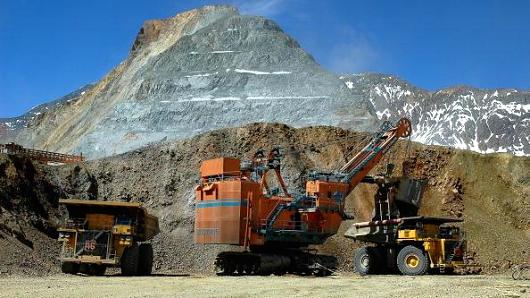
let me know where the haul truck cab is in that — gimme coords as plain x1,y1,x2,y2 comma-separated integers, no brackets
57,199,159,276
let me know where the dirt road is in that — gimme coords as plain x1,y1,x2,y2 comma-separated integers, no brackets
0,274,528,298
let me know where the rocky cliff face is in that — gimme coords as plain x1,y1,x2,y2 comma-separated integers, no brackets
0,84,93,143
1,5,528,158
341,74,529,155
0,5,375,159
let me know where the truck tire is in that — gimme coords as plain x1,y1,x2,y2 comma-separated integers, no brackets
354,247,379,275
88,264,106,276
79,264,89,275
121,244,139,276
61,262,79,274
138,243,154,276
397,245,429,275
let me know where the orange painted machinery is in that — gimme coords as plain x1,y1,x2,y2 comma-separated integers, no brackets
195,118,412,275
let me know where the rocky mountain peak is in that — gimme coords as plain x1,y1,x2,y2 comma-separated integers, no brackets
131,5,239,54
1,6,374,159
131,19,171,53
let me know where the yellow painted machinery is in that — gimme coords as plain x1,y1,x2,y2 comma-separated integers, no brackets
345,177,466,275
57,199,159,276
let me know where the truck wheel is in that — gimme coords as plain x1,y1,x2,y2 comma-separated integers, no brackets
138,243,154,276
88,265,106,276
354,247,379,275
79,264,89,275
61,262,79,274
121,244,139,276
397,245,429,275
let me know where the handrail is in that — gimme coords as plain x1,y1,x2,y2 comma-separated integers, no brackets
0,143,84,164
260,219,330,233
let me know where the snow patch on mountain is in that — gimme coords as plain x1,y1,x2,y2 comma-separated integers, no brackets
1,84,93,132
233,69,292,75
341,74,529,156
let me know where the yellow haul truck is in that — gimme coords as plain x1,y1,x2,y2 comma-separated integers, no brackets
57,199,159,276
346,216,466,275
345,177,466,275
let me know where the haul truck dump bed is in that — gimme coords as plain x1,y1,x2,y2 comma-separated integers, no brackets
57,199,159,276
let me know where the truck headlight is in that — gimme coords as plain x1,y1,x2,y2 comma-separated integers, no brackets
58,232,70,239
119,236,132,245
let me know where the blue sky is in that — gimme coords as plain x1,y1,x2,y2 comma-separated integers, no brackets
1,0,529,117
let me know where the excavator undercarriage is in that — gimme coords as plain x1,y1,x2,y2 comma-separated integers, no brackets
215,249,336,276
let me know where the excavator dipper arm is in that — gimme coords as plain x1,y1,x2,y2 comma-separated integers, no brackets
340,118,411,193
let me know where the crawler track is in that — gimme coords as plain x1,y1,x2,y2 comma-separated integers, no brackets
215,251,337,276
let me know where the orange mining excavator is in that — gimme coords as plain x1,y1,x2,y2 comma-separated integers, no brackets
194,118,412,275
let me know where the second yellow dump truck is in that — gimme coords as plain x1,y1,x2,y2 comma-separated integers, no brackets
57,199,159,276
345,178,466,275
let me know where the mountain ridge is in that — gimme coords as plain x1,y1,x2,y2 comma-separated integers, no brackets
340,73,529,155
1,5,528,157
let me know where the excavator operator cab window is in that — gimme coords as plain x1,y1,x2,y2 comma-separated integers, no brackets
332,192,344,204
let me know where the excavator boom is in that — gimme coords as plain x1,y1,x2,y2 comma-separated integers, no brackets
340,118,411,192
305,118,412,210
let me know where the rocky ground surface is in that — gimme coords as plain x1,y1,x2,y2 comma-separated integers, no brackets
0,123,528,276
0,154,63,275
0,274,529,298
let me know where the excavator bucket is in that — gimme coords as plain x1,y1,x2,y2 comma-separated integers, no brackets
395,178,426,217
